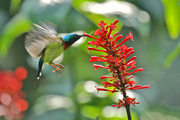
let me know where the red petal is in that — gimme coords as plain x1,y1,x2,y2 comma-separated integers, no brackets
97,21,107,28
110,23,117,30
84,33,99,40
101,81,110,88
113,19,119,25
87,41,92,45
100,75,114,80
89,56,106,62
112,32,119,39
115,32,133,48
87,47,107,52
132,101,140,106
126,97,133,104
127,80,136,87
123,47,134,55
126,56,137,65
123,50,134,60
124,68,143,76
129,75,134,78
126,60,136,67
93,64,109,71
127,84,150,90
113,35,123,45
94,29,102,36
112,104,118,107
126,66,136,71
112,104,122,109
95,86,119,93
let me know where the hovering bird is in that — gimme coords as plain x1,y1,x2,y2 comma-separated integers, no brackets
25,22,84,80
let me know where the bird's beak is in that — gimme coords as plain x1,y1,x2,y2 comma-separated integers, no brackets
79,34,84,39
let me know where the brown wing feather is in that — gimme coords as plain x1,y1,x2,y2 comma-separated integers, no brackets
25,22,62,57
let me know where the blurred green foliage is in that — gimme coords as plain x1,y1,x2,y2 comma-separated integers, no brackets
162,0,180,69
0,0,180,120
162,0,180,39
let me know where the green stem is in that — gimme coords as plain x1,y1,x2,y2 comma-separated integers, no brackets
122,90,132,120
117,69,132,120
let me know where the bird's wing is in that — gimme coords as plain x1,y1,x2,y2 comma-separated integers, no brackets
25,22,63,57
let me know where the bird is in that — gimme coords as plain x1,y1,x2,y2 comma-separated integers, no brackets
24,22,84,80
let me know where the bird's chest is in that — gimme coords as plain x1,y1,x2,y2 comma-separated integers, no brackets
42,42,64,63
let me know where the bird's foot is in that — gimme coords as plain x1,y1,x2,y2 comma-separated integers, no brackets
52,68,62,77
50,63,65,77
53,63,65,74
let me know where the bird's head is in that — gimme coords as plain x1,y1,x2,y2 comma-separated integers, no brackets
62,33,84,49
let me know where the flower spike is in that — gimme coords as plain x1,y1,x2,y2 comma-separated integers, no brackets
86,19,150,120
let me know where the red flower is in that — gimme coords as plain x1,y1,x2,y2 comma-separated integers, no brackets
126,97,133,104
127,81,136,87
97,20,107,28
125,97,140,106
16,99,29,111
84,20,150,109
0,67,28,120
94,29,102,36
15,67,27,80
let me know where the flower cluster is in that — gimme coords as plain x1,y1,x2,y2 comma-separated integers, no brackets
0,67,28,120
85,20,150,108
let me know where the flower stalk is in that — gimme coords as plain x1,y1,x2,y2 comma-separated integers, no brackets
85,20,150,120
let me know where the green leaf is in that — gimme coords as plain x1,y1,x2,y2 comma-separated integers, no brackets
0,14,31,56
162,0,180,39
164,42,180,69
10,0,22,14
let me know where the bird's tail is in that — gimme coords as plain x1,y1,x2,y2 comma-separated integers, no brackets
36,57,43,80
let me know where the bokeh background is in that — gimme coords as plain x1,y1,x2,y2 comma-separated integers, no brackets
0,0,180,120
